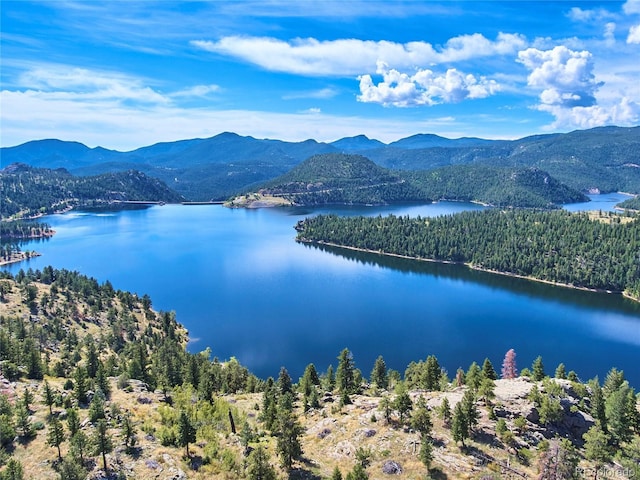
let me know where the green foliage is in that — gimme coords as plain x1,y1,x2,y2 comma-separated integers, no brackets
583,425,612,470
91,419,113,473
481,358,497,381
246,445,277,480
393,383,413,424
46,417,65,460
404,355,441,391
617,195,640,211
410,397,433,438
0,459,24,480
555,363,567,379
295,209,640,297
451,401,468,447
532,356,545,381
336,348,357,397
370,355,389,390
1,164,184,220
177,410,197,456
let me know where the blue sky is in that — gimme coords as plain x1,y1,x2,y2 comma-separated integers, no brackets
1,0,639,151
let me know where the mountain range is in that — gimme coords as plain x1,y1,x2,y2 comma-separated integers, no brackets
2,126,639,201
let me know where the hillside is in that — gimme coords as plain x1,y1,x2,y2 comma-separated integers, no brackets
229,155,587,209
235,153,431,207
617,195,640,211
407,165,588,208
0,164,184,220
3,126,639,202
0,269,639,480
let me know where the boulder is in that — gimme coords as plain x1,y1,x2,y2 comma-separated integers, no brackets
382,460,403,475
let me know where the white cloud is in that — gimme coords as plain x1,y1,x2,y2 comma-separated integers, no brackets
567,7,615,22
282,88,338,100
604,22,617,45
518,46,639,129
358,62,500,107
170,85,220,98
191,33,527,76
628,24,640,43
623,0,640,15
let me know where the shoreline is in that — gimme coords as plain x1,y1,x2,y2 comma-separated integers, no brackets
297,238,640,303
0,251,41,266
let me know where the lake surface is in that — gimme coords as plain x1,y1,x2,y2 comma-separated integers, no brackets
3,193,640,386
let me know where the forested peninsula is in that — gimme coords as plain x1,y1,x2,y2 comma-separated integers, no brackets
295,209,640,301
1,268,639,480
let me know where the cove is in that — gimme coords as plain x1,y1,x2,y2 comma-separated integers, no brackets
3,195,639,386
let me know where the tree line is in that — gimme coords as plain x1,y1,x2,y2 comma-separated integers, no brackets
295,209,640,299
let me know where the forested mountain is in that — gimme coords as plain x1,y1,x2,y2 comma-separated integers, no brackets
0,164,184,219
618,195,640,211
255,153,431,206
406,165,588,208
3,126,638,201
295,209,640,299
1,268,639,479
242,155,587,208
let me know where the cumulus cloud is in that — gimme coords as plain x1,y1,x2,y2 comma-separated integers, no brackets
191,33,526,76
628,24,640,43
518,46,639,128
623,0,640,15
567,7,614,22
170,84,220,98
518,46,600,108
357,62,500,107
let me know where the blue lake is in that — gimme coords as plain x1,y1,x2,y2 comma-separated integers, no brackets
3,193,640,386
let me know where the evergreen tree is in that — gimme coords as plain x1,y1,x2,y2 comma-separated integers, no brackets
370,355,388,390
481,358,497,380
411,397,433,438
73,366,89,405
246,445,277,480
15,403,34,439
331,466,343,480
324,364,335,391
604,381,636,446
277,366,293,396
55,457,86,480
461,390,479,433
393,383,413,424
66,408,80,437
336,348,356,397
532,356,545,381
424,355,441,391
419,438,434,470
583,425,612,479
537,439,579,480
602,368,625,398
42,379,56,416
555,363,567,379
0,459,24,480
379,395,393,424
21,387,34,413
261,378,278,432
465,362,482,391
439,397,452,427
539,394,563,426
451,401,468,447
589,379,607,430
46,416,65,460
501,348,517,379
88,389,106,423
177,410,197,457
346,463,368,480
478,377,496,404
121,412,137,453
69,430,88,464
91,419,113,474
276,406,304,470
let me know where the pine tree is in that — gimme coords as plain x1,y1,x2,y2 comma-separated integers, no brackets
605,381,636,446
42,379,56,416
461,390,479,433
336,348,356,397
69,430,88,464
91,419,113,474
393,383,413,424
481,358,497,380
276,407,304,470
1,459,24,480
379,395,393,424
411,397,432,438
177,410,196,457
419,438,434,470
15,403,33,439
424,355,441,391
277,366,293,396
46,416,65,460
532,356,545,381
66,408,80,437
583,425,612,479
466,362,482,391
555,363,567,379
589,379,607,430
246,445,277,480
121,412,137,453
501,348,517,379
331,466,343,480
451,401,468,447
73,366,89,405
537,439,578,480
370,355,388,390
439,397,452,427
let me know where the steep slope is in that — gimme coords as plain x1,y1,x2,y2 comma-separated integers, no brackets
0,163,184,219
252,153,431,206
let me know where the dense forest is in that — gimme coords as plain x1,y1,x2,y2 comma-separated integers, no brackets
618,196,640,211
0,164,184,220
0,221,54,240
0,268,638,479
246,153,588,209
295,209,640,300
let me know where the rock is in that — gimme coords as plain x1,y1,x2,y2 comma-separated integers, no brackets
137,396,152,404
561,409,594,439
317,428,331,439
363,429,376,438
382,460,403,475
167,468,186,480
145,459,161,470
